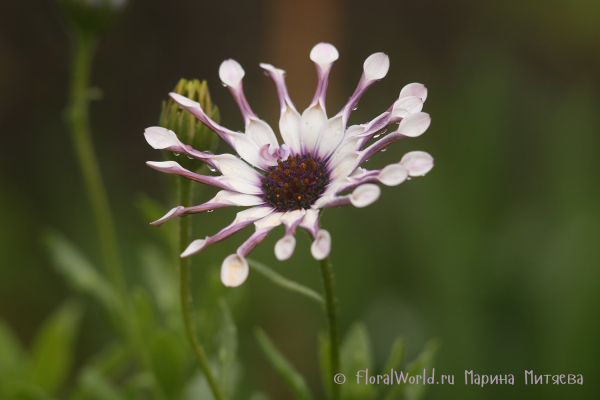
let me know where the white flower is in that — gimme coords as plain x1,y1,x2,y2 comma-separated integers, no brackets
145,43,434,287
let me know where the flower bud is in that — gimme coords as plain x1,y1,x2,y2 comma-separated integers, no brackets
159,79,220,169
58,0,127,35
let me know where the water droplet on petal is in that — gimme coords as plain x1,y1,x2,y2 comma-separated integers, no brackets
353,107,358,111
174,152,180,156
208,166,216,172
207,209,214,213
204,150,213,155
222,83,228,87
187,156,193,159
380,149,387,152
374,134,381,138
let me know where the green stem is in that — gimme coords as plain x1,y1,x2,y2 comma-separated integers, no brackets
67,30,126,297
178,177,227,400
320,257,341,400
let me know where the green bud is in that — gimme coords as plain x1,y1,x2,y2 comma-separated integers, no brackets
58,0,127,35
159,79,220,169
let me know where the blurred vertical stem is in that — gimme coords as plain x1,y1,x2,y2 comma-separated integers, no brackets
67,30,126,297
178,177,226,400
320,256,340,400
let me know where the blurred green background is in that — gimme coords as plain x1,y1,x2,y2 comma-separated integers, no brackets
1,0,599,398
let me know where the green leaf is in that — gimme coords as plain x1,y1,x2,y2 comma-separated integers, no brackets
379,337,405,400
247,259,323,305
29,300,82,395
249,392,271,400
78,368,126,400
149,330,187,399
217,298,238,396
340,322,376,400
403,340,439,400
139,244,177,316
382,337,406,377
254,328,314,400
0,318,25,381
383,339,439,400
43,230,118,313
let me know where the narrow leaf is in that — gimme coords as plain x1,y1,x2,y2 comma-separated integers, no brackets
78,368,126,400
0,318,25,380
217,298,238,395
30,300,82,395
247,259,323,305
43,230,117,313
340,322,376,400
254,328,314,400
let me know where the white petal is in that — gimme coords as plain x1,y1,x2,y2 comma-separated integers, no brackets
329,152,359,181
400,83,428,102
213,190,265,206
221,254,249,287
316,115,345,159
378,164,408,186
146,160,179,169
219,175,262,195
299,209,320,238
310,43,339,68
363,53,390,81
212,154,262,183
398,112,431,137
219,59,245,88
254,212,284,230
301,102,327,154
169,92,199,108
230,132,265,169
246,118,279,149
400,151,434,176
281,209,306,227
275,235,296,261
391,96,424,119
311,229,331,260
144,127,180,149
350,184,381,208
279,107,302,154
181,239,207,258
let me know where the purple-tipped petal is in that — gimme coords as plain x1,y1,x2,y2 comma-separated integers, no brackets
150,190,266,227
309,43,339,109
261,63,303,154
236,212,284,258
169,93,237,148
219,59,256,125
336,52,390,127
144,127,221,170
181,206,275,258
146,161,262,195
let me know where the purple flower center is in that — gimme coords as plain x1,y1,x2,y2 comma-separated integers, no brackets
262,155,329,211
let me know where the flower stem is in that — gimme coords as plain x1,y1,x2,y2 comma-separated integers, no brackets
67,30,126,297
178,177,227,400
320,256,341,400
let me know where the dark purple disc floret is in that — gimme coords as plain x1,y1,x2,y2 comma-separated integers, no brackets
262,154,329,211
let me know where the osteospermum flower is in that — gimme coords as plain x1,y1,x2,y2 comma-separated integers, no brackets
145,43,434,287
